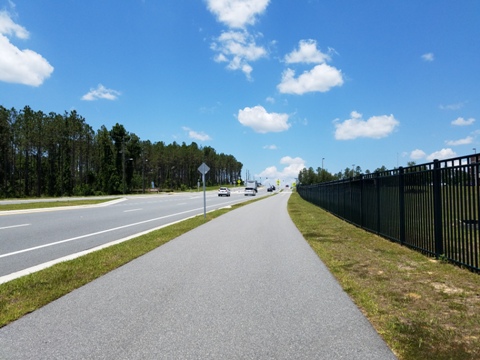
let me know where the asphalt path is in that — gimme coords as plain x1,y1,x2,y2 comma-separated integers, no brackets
0,188,265,282
0,190,396,359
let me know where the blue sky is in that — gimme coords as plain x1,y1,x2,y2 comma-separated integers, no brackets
1,0,479,186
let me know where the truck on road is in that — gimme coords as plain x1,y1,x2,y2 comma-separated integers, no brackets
245,180,258,196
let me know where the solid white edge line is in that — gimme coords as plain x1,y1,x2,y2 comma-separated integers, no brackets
0,215,196,285
0,195,255,285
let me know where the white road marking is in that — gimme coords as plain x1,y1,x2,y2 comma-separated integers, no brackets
124,208,142,213
0,195,259,283
0,207,204,260
0,224,31,230
0,215,197,285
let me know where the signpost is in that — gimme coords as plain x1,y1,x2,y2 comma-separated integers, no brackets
198,162,210,218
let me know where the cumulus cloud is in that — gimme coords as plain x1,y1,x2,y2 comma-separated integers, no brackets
182,127,212,141
277,64,343,95
81,84,121,101
426,148,457,161
410,149,426,160
206,0,270,29
206,0,269,79
0,10,54,86
237,105,290,133
451,117,475,126
284,39,331,64
211,30,267,79
334,111,399,140
278,39,343,95
445,136,473,146
257,156,306,185
280,156,305,177
421,52,434,62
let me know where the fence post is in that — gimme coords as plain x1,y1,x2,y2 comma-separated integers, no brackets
399,167,405,245
375,172,381,234
360,174,364,228
433,159,444,257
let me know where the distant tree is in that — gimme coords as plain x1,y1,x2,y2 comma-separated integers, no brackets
374,165,388,173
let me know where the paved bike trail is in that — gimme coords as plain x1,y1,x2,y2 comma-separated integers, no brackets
0,191,397,359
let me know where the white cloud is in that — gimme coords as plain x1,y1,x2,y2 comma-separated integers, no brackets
421,52,434,62
81,84,121,101
211,30,267,80
277,64,343,95
206,0,270,29
237,105,290,133
334,111,399,140
451,117,475,126
410,149,426,160
284,39,331,64
426,148,457,161
0,11,54,86
263,144,277,150
440,102,466,110
445,136,473,146
257,156,305,185
182,127,212,141
0,10,28,38
265,96,275,104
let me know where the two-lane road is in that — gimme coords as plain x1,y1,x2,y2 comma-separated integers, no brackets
0,188,271,281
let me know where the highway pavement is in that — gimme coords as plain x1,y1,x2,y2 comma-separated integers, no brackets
0,188,265,282
0,190,397,359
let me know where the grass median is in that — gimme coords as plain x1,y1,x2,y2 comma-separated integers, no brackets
0,201,245,328
2,192,479,359
0,198,118,211
0,193,268,328
288,192,480,360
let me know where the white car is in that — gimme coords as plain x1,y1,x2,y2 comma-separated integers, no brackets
244,188,256,196
218,187,231,197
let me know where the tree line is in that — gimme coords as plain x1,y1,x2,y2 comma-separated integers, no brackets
0,105,243,198
297,164,393,185
299,160,476,187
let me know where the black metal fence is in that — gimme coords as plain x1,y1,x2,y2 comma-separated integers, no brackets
297,154,480,272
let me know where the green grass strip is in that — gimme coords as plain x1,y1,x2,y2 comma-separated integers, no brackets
288,192,480,360
0,199,118,211
0,203,242,328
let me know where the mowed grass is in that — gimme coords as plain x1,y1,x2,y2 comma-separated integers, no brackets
288,192,480,360
0,198,117,211
2,192,479,359
0,202,242,328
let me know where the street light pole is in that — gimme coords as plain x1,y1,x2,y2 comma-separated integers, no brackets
122,140,126,195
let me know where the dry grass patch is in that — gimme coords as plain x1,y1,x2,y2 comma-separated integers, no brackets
288,192,480,360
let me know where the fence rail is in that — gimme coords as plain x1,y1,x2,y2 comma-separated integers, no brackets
297,154,480,272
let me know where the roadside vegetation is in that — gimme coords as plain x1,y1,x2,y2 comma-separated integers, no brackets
0,196,257,328
0,105,243,199
0,198,116,211
288,192,480,360
2,192,479,359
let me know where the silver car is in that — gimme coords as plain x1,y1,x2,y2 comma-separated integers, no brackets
218,187,231,197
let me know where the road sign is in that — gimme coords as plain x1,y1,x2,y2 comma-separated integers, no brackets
198,162,209,219
198,163,210,175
